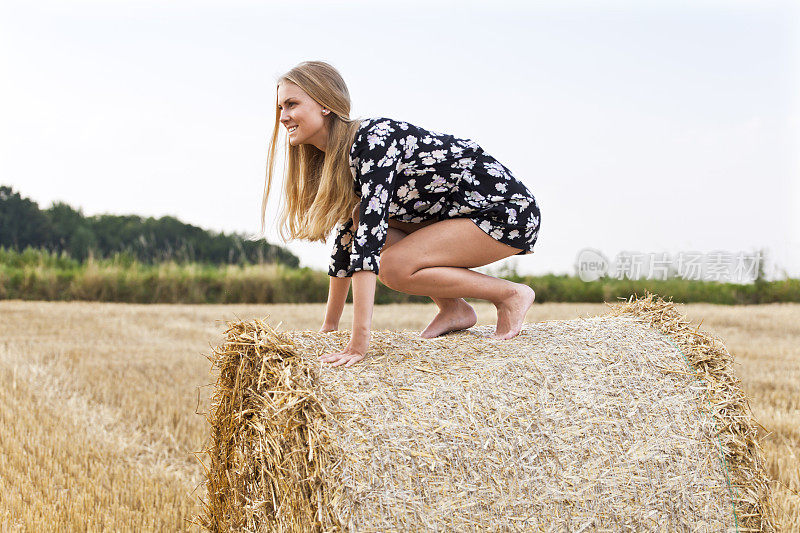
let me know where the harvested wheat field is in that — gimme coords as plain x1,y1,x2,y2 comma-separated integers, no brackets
0,297,797,531
200,294,774,531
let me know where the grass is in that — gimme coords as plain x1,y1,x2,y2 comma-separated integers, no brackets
0,300,797,531
2,247,800,304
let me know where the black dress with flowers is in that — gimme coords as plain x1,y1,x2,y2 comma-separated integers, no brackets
328,117,541,278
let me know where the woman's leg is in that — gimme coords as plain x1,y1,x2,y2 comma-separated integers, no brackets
378,218,535,340
383,219,477,338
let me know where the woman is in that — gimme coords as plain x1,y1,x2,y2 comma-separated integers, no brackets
262,61,541,367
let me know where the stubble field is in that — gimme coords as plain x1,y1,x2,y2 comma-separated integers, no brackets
0,300,797,531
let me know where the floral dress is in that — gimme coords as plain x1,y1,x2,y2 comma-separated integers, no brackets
328,117,541,278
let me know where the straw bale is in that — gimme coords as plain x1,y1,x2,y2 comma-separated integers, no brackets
198,292,774,532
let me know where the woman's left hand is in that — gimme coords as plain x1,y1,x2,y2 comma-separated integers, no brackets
319,331,370,367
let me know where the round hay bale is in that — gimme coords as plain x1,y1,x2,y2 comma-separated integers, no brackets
198,293,774,532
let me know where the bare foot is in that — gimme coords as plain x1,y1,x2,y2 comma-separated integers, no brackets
491,284,535,340
420,299,478,338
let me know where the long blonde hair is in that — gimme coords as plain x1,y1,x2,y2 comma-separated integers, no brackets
260,61,363,243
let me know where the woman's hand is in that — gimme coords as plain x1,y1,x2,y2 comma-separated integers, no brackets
321,271,375,367
319,323,338,332
319,329,370,367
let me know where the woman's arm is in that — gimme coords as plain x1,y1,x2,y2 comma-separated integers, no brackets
319,120,399,366
320,275,351,331
350,269,376,342
318,270,376,367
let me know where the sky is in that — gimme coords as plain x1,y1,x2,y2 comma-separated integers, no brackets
1,0,798,279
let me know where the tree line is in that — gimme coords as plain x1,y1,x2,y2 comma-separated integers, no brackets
0,185,299,266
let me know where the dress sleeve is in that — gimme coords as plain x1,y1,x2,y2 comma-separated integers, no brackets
347,120,403,276
328,219,354,277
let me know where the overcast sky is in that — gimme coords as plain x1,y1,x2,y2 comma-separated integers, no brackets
2,0,798,279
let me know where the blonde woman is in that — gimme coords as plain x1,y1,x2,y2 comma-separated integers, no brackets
262,61,541,367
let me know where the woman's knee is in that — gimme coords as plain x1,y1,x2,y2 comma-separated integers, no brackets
377,248,413,290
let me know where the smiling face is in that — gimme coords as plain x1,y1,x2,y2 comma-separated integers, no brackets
277,81,330,152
